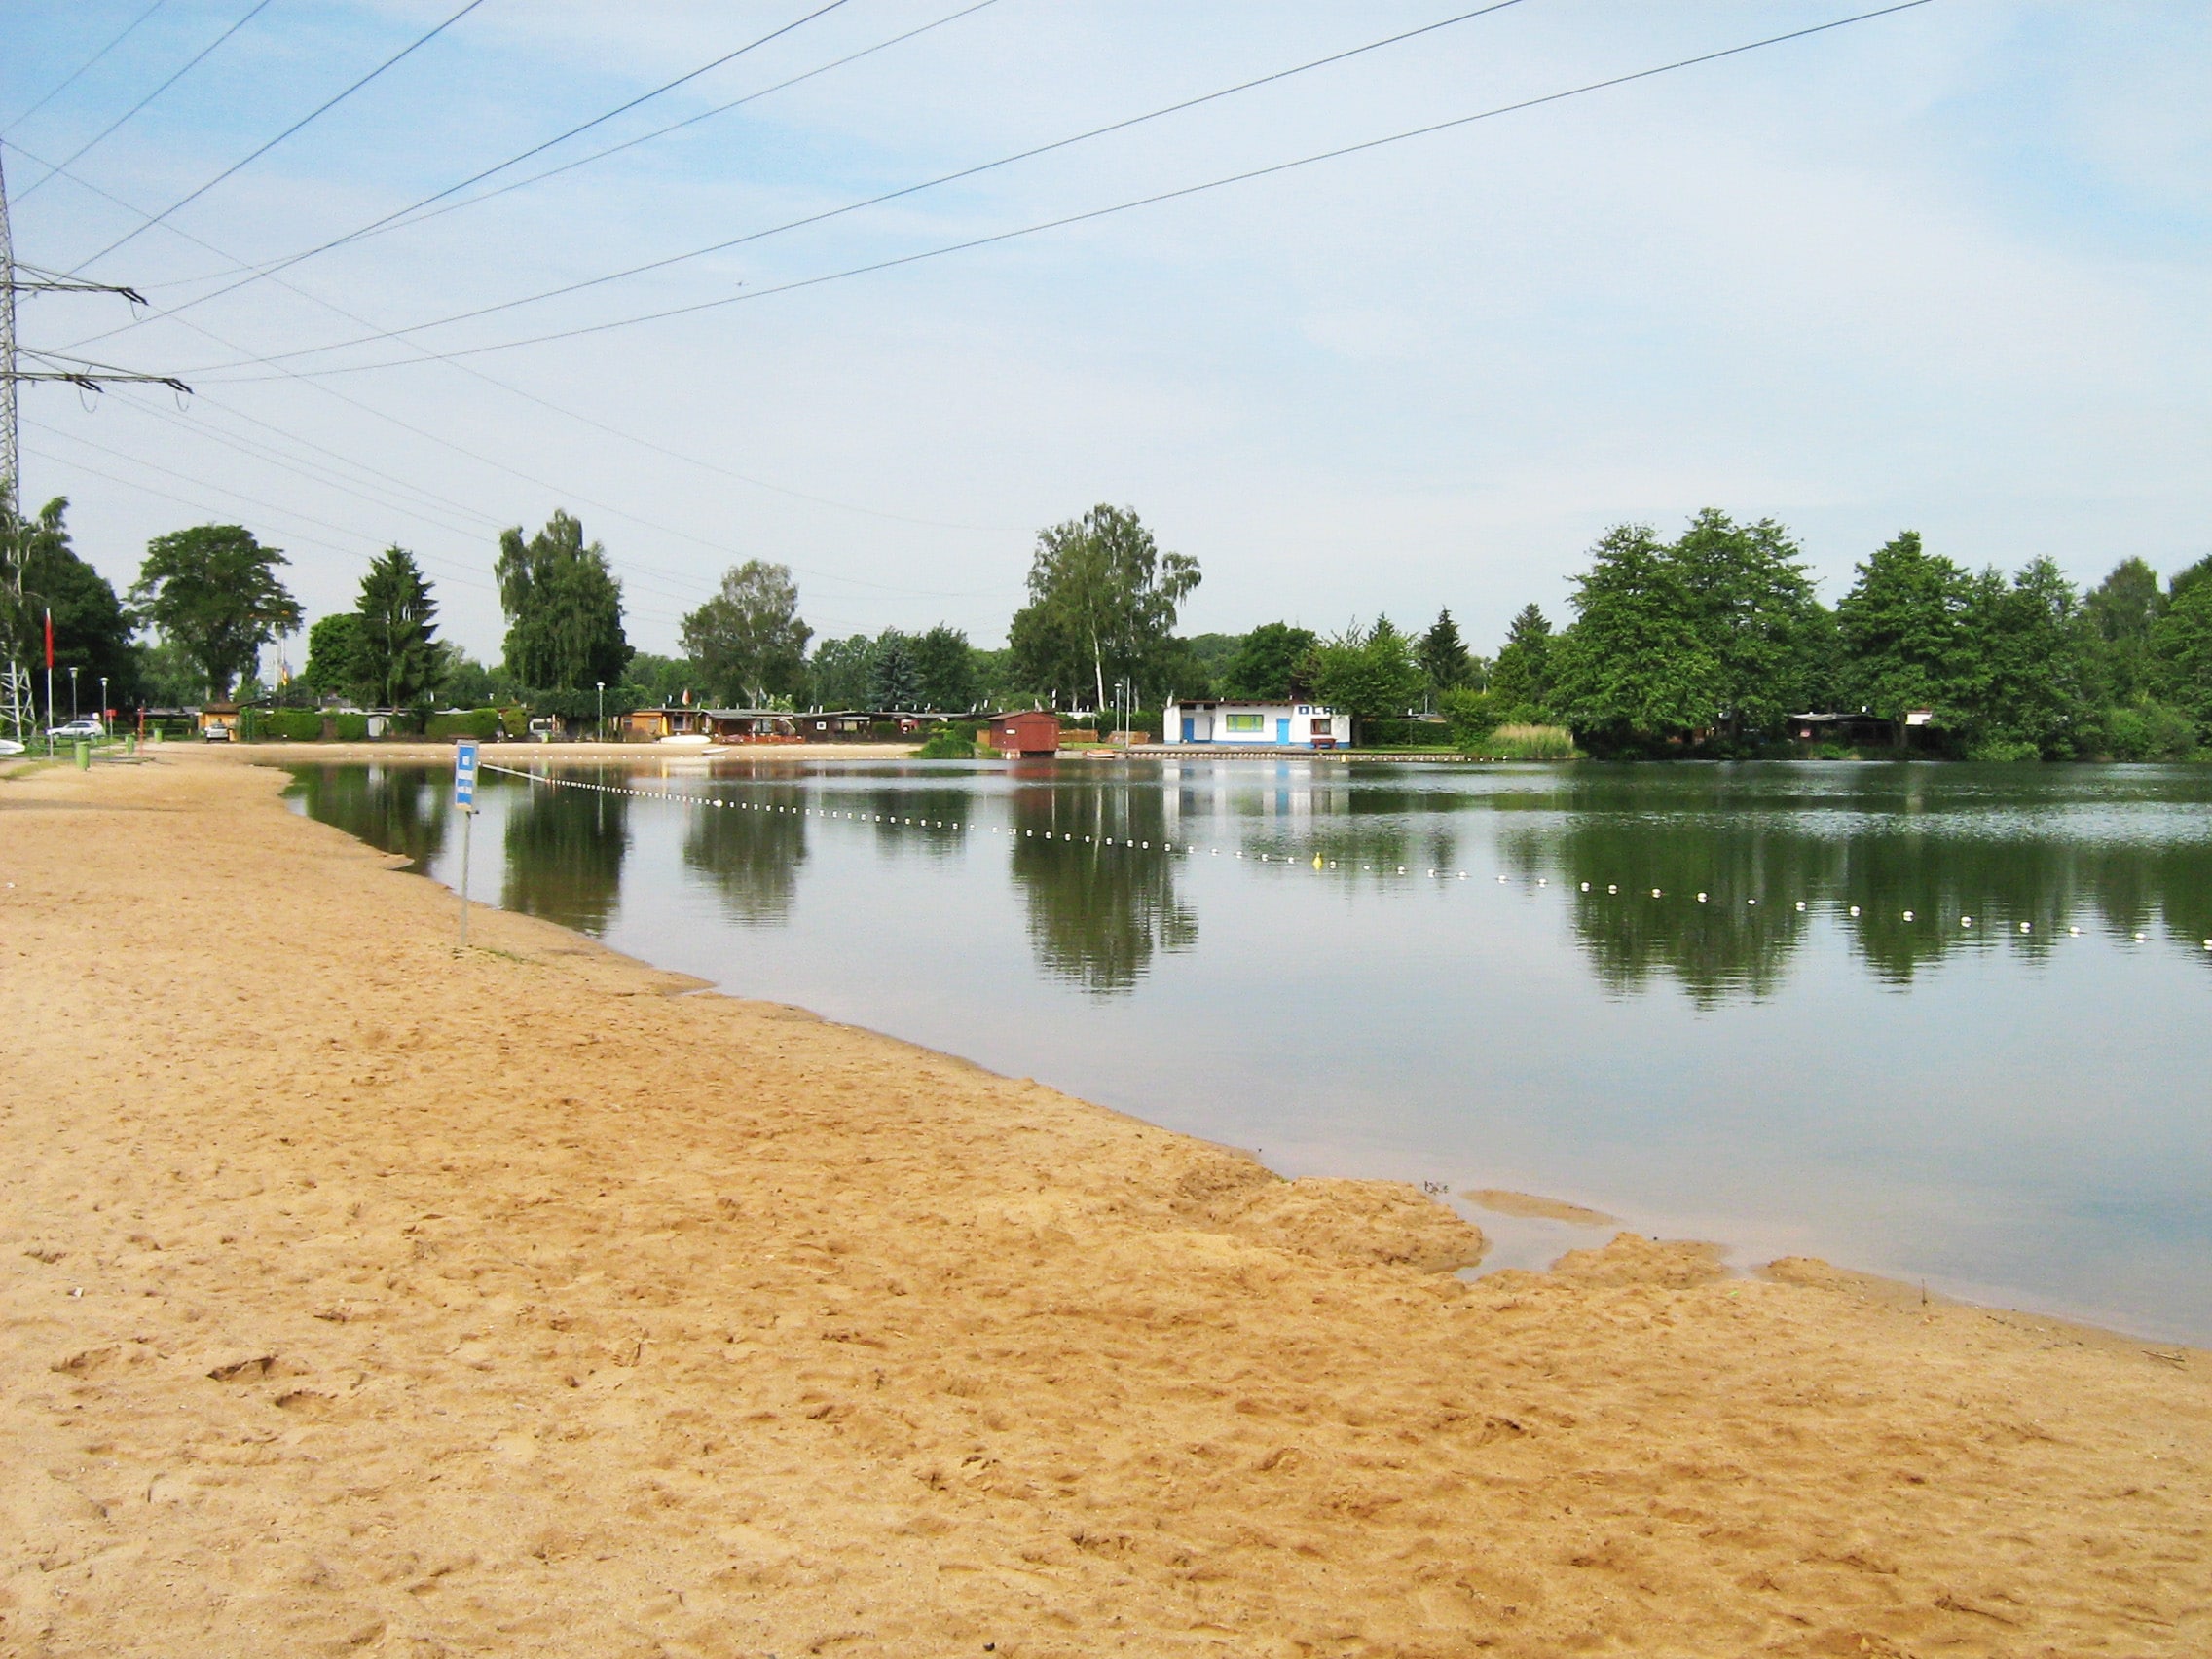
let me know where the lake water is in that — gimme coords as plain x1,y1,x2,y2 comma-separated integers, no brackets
287,756,2212,1346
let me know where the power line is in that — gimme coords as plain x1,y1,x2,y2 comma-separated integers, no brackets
182,0,1536,368
96,0,860,320
64,0,489,275
190,0,1937,379
13,0,276,204
12,134,1020,536
1,2,168,137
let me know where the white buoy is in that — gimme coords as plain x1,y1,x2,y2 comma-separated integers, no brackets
1795,901,1806,912
1961,917,1972,928
1537,878,1547,887
2069,926,2081,936
1697,892,1708,903
1849,905,1861,917
1580,882,1590,892
1607,884,1617,895
2019,923,2031,934
1651,888,1662,899
1903,910,1915,921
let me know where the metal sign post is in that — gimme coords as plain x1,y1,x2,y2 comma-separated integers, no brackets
453,741,479,946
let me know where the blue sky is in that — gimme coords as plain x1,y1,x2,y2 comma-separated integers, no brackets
5,0,2208,668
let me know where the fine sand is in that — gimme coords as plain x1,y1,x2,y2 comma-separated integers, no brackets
4,750,2208,1657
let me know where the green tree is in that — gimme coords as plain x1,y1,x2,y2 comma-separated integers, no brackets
1007,504,1199,711
1957,558,2091,758
1672,508,1825,741
1309,617,1424,741
1489,604,1553,719
496,510,631,693
910,623,978,711
129,524,302,700
302,612,365,699
622,652,698,708
680,560,810,706
1549,524,1720,750
1178,632,1241,697
1221,621,1316,699
2152,560,2212,737
1417,607,1471,704
1834,531,1972,747
808,634,876,709
868,631,922,710
2,493,138,710
2085,557,2162,706
355,546,442,708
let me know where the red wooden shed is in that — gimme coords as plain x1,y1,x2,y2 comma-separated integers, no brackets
985,711,1060,757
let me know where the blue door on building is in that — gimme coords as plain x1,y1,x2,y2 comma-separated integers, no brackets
1181,718,1195,742
1275,718,1290,744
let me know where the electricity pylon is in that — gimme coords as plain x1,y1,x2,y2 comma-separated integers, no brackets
2,142,190,739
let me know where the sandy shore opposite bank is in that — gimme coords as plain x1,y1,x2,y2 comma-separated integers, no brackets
4,750,2208,1657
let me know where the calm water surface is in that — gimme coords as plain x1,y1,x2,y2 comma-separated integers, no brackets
288,757,2212,1345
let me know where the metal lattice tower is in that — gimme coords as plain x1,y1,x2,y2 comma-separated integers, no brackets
1,144,19,520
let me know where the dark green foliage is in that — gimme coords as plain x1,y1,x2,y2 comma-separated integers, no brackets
437,648,523,709
869,632,923,711
1177,632,1242,698
2086,557,2161,705
332,713,371,741
1671,509,1828,739
1007,504,1199,710
2102,701,2197,761
1439,685,1498,744
1417,608,1471,697
495,510,631,693
914,726,977,758
1958,557,2093,759
303,612,364,698
1362,717,1454,748
425,709,503,741
1309,618,1425,739
910,624,979,711
1835,532,1972,744
807,634,876,710
621,652,698,708
355,546,442,708
1489,605,1553,719
1221,622,1317,700
130,523,302,700
265,709,328,741
1,494,138,707
2152,564,2212,736
680,561,810,705
1549,525,1720,751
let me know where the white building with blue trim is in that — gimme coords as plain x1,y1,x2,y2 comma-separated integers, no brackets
1161,698,1350,749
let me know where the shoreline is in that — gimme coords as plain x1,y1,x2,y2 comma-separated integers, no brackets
5,747,2209,1654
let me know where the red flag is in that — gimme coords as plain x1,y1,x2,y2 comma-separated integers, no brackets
44,609,54,671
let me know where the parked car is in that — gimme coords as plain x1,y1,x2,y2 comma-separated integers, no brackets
47,719,103,741
0,737,25,756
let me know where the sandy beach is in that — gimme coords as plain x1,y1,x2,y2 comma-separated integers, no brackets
4,749,2208,1657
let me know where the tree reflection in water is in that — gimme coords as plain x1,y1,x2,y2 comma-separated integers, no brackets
501,770,629,935
1007,774,1195,996
681,782,808,925
285,762,450,873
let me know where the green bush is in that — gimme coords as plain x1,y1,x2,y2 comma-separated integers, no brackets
1965,738,2042,763
1438,686,1497,745
426,709,503,742
2103,702,2197,762
915,727,976,759
332,713,371,742
1364,716,1454,749
265,709,327,741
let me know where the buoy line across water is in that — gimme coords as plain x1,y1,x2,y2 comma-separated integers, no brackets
474,765,2212,949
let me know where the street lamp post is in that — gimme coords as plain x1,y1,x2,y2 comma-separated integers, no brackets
596,682,605,742
99,676,109,736
69,666,79,722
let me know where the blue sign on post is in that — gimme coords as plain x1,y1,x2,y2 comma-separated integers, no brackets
454,739,479,809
